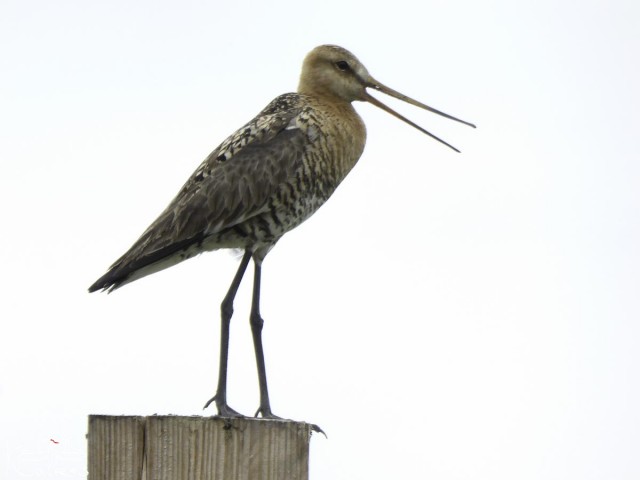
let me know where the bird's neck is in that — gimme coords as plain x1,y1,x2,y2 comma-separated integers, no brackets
301,94,367,181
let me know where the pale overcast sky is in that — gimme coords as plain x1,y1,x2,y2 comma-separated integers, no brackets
1,0,639,478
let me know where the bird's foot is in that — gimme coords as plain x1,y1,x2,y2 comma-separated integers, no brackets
310,423,327,438
254,406,281,420
253,408,326,437
217,403,244,418
203,395,244,418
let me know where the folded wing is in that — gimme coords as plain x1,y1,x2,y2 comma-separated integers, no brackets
89,94,308,292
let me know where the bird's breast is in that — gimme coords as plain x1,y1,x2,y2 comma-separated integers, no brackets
277,101,366,220
299,100,366,190
211,97,367,249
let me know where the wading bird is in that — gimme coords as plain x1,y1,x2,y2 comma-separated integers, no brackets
89,45,475,418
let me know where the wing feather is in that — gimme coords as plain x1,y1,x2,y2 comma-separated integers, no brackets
89,94,309,291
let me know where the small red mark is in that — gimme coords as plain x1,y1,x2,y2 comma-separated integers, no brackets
50,439,59,444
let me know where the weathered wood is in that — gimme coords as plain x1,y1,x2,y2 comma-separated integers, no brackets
87,415,145,480
87,415,312,480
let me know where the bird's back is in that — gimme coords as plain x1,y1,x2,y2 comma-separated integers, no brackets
89,92,366,292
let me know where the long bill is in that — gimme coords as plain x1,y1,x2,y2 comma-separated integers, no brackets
364,81,476,153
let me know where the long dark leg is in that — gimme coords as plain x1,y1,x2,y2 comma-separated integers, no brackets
203,250,251,416
250,258,279,418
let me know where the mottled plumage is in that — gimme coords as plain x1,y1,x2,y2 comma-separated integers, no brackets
89,91,365,292
89,45,474,418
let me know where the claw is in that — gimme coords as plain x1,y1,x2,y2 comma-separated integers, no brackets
203,395,216,410
203,395,245,417
254,409,327,438
218,405,244,418
254,406,281,419
310,423,327,438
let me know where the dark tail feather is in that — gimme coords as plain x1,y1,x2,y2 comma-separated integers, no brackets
88,273,119,293
88,233,205,293
88,264,130,292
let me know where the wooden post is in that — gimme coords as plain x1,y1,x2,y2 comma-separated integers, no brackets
87,415,313,480
87,416,145,480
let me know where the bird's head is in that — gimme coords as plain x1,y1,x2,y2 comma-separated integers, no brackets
298,44,475,152
298,45,374,102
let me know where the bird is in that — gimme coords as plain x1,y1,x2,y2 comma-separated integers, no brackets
89,44,475,419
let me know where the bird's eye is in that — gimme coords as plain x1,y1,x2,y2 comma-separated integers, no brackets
335,61,350,72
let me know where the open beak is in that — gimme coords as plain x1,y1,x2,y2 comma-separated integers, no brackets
364,79,476,153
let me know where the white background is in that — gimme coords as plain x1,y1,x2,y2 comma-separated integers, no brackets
1,0,639,478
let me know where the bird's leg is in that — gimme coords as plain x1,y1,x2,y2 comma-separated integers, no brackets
250,258,280,419
203,250,252,416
